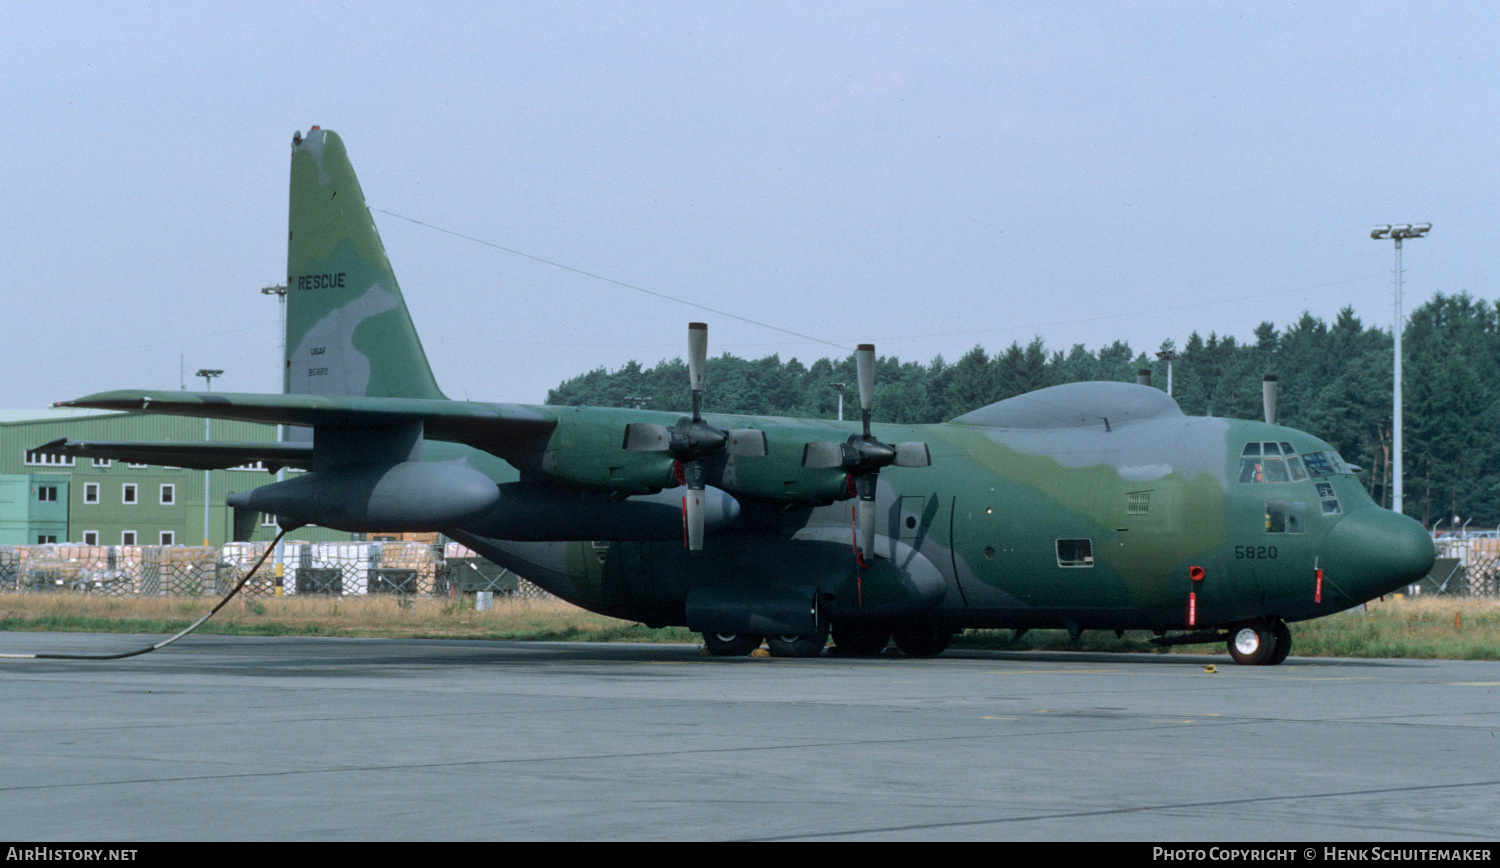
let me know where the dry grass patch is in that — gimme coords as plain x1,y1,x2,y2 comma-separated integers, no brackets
0,593,695,644
3,592,1498,659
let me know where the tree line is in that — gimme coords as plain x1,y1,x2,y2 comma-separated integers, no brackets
548,293,1498,529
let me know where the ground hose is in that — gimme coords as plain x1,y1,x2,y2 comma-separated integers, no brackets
1,528,289,661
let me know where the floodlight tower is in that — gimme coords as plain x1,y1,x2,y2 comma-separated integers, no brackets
1154,349,1179,396
1370,222,1431,516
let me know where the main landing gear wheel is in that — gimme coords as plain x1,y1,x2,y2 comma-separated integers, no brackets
1227,621,1275,666
1267,619,1292,666
831,626,890,657
702,632,763,657
765,629,829,658
891,626,954,658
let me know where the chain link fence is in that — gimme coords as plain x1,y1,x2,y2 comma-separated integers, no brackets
0,542,552,600
1426,537,1500,596
6,537,1489,600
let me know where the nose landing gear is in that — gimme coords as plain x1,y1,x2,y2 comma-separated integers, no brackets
1227,618,1292,665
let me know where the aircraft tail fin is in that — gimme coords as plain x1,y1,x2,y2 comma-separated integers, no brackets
285,127,447,401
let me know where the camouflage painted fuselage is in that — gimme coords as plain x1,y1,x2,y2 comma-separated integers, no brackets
450,384,1431,638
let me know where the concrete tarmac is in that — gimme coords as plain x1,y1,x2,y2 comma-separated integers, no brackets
1,632,1497,841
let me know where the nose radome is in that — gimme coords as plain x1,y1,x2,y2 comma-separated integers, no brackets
1321,508,1436,602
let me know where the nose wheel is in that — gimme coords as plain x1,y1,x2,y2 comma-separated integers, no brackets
1227,619,1291,665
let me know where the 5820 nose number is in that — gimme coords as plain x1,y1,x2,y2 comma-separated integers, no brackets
1234,545,1278,560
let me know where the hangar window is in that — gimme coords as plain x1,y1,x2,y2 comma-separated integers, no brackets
160,484,175,505
84,483,99,504
36,486,58,503
36,535,57,544
160,531,175,546
82,531,98,545
122,484,137,505
1056,538,1095,568
92,458,111,468
121,531,137,546
23,449,73,467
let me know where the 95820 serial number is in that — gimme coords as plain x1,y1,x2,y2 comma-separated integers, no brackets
1234,545,1279,559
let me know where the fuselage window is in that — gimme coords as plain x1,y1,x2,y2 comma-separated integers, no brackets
1265,501,1306,534
1316,482,1342,515
1056,538,1095,568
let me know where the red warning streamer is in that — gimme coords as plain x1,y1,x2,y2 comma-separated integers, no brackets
1187,566,1204,628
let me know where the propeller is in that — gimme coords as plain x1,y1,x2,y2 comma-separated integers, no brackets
622,323,766,550
801,344,930,566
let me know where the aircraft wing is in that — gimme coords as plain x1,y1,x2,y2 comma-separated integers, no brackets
31,437,313,472
54,390,559,453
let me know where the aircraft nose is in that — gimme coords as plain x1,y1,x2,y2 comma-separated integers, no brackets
1321,508,1435,602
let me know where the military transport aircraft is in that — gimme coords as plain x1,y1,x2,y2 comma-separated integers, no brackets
39,128,1435,664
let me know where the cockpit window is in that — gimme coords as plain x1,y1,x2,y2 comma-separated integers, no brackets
1242,442,1351,482
1301,451,1352,477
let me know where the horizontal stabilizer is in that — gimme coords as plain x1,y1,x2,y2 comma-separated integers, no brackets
31,438,312,472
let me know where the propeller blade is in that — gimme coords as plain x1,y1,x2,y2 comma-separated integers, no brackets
893,442,931,468
684,487,705,551
688,322,708,419
724,429,767,457
856,344,875,436
682,458,708,551
856,496,875,565
802,441,844,469
623,422,672,452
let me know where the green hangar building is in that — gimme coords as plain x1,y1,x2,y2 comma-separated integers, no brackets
0,409,344,547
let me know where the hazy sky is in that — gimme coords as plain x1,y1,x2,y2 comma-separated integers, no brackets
3,2,1494,409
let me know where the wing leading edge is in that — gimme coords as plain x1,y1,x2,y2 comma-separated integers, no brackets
41,390,558,473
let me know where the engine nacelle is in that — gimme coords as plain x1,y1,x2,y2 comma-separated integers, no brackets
465,481,740,541
228,461,500,533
